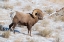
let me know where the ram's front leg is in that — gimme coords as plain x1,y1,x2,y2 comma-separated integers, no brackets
27,25,32,36
30,28,32,36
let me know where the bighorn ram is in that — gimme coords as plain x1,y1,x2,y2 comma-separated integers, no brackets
9,9,44,36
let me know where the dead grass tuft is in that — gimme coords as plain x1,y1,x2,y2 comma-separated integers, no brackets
3,0,9,2
23,5,32,11
60,16,64,21
44,8,54,14
2,30,10,38
26,37,34,42
28,39,34,42
41,19,49,27
0,22,5,25
14,38,22,42
16,2,21,6
53,15,64,21
4,4,13,9
49,0,64,4
49,13,64,22
39,28,52,37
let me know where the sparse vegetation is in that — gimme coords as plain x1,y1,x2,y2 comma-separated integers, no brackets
41,19,49,27
55,37,59,42
44,8,54,14
1,0,9,2
49,13,64,22
14,38,22,42
49,0,64,4
54,33,60,42
60,16,64,21
2,30,10,38
53,15,64,21
4,4,13,9
27,39,34,42
26,37,35,42
23,5,32,11
0,22,5,25
15,1,21,6
39,28,52,37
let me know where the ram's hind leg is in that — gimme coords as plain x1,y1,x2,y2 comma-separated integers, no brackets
12,23,16,34
9,23,14,31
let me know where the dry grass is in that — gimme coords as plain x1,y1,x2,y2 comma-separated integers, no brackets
4,4,13,9
15,1,21,6
54,33,60,42
49,0,64,4
55,37,60,42
49,12,64,22
53,7,64,21
41,19,49,27
60,16,64,21
27,39,34,42
54,16,61,21
53,15,64,21
14,38,22,42
28,0,32,2
2,30,10,38
44,8,54,14
33,24,39,31
0,22,5,25
43,4,49,6
39,28,52,37
26,37,34,42
14,40,21,42
3,0,9,2
23,5,32,11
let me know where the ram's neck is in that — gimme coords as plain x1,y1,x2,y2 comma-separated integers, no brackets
34,17,38,23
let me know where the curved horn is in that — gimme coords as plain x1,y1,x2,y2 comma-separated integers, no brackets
32,9,40,17
32,9,42,17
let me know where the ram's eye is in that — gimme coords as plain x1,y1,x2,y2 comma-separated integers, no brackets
35,13,37,15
